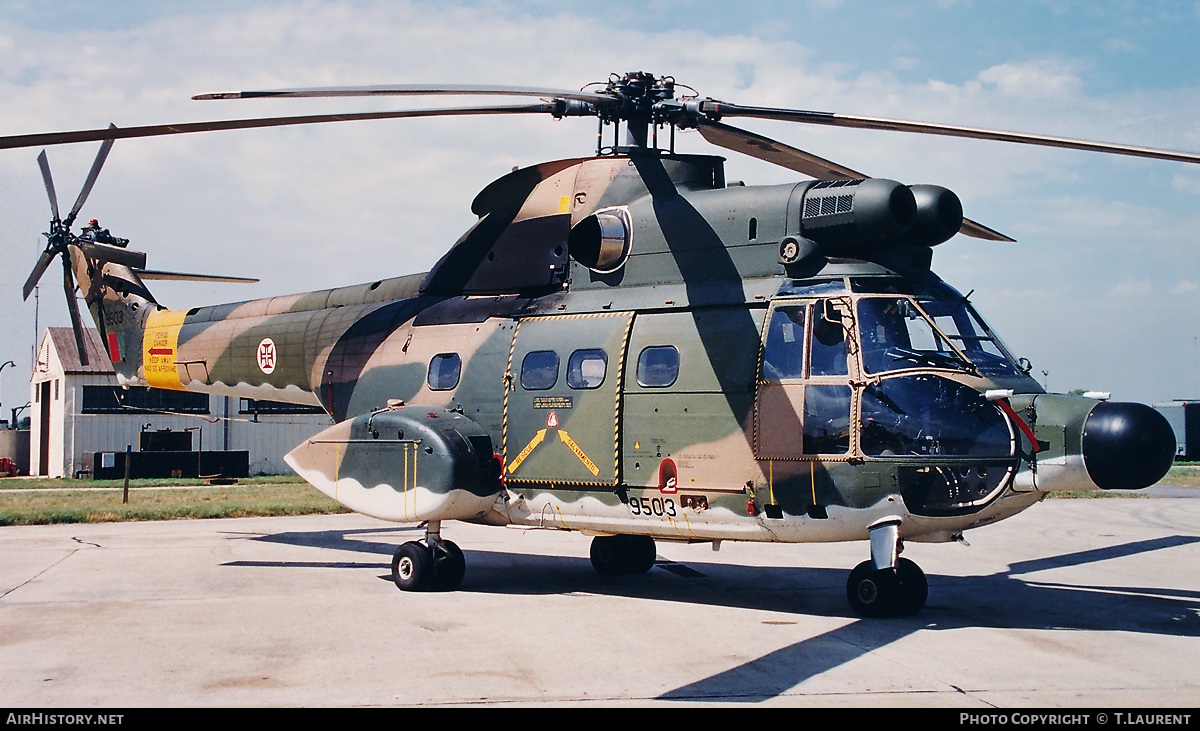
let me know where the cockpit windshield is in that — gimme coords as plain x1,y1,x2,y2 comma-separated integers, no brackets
857,294,1022,378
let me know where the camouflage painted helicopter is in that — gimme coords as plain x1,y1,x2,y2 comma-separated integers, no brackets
3,71,1192,617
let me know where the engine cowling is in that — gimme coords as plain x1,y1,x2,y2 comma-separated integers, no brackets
285,406,504,523
900,184,962,247
784,179,964,272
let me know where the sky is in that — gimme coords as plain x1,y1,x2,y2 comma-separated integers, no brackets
2,0,1200,419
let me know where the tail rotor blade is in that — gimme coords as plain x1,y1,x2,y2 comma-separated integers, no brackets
37,150,60,221
67,126,116,225
62,258,88,366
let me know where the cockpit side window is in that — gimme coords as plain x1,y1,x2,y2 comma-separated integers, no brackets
762,305,806,380
810,300,849,377
758,300,852,457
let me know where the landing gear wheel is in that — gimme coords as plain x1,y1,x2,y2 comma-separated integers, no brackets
847,560,895,617
590,535,624,575
590,535,657,575
625,535,657,574
846,558,928,617
392,541,433,592
893,557,928,616
430,539,466,591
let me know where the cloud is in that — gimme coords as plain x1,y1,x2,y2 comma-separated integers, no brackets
1,0,1199,412
1173,173,1200,196
977,58,1085,99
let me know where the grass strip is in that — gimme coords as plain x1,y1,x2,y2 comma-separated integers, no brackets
0,475,348,526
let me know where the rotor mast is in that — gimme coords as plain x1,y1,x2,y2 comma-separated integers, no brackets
599,72,679,152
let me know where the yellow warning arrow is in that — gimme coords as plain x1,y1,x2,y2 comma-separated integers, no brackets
558,429,600,476
508,429,546,474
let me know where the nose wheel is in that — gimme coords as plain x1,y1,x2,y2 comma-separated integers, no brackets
846,517,928,617
391,521,466,592
846,557,927,617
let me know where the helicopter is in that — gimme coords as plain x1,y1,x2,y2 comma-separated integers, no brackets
2,71,1192,617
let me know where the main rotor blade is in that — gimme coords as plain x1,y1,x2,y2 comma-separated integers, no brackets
698,119,1014,242
194,83,611,105
697,119,869,179
23,249,55,301
0,103,555,151
62,258,88,366
133,269,257,283
78,241,147,270
37,150,60,220
68,126,116,223
698,101,1200,166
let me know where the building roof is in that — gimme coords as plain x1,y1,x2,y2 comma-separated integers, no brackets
44,328,116,375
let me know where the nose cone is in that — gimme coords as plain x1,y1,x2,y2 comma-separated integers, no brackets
1082,402,1175,490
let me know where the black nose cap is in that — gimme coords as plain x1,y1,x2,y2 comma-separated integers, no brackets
1082,401,1175,490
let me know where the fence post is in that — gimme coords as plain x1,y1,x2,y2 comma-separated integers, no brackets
122,445,131,504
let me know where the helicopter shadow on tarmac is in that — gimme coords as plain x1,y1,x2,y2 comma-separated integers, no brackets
658,533,1200,701
230,525,1200,701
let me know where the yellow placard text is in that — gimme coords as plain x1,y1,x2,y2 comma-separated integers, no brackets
143,309,186,390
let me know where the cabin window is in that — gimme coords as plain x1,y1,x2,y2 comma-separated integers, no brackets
521,350,559,390
636,345,680,388
427,353,462,391
567,349,607,389
762,305,806,380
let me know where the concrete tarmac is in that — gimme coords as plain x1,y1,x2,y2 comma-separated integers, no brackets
2,497,1200,708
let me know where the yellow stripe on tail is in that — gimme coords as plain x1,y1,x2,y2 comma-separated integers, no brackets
143,309,186,390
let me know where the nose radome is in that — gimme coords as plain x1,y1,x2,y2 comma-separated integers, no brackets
1082,401,1175,490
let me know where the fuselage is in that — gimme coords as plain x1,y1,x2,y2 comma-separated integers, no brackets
78,152,1176,546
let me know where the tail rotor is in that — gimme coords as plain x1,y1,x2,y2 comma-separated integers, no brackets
23,126,146,365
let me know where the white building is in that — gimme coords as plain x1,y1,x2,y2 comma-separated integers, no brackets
31,328,332,478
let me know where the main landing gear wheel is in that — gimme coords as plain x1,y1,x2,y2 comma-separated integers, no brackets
590,534,657,575
846,557,927,617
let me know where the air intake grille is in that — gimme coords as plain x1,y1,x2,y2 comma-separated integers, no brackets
804,194,853,218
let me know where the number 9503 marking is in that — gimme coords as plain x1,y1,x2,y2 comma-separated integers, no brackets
629,496,676,517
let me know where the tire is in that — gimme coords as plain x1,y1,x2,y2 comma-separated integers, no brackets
431,540,466,592
847,560,897,618
626,535,657,574
590,535,624,575
846,558,928,617
392,541,433,591
591,535,657,575
894,557,928,615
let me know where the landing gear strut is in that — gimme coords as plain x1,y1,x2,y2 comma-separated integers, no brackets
589,534,657,575
391,521,466,592
846,517,927,617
